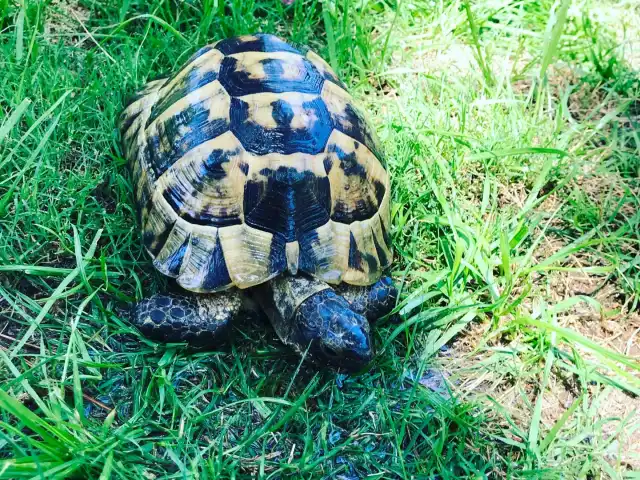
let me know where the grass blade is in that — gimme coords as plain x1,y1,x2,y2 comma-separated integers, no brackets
516,317,640,371
539,395,583,452
0,113,61,216
0,98,30,145
9,230,102,357
14,6,24,62
539,0,571,81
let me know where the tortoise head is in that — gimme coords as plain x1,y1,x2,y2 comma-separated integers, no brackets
293,289,373,371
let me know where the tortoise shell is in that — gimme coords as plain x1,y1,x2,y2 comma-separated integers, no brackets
120,34,392,292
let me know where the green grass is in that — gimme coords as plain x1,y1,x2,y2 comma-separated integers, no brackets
1,0,639,478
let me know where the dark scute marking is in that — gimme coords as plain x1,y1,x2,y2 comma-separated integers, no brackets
363,250,379,273
163,183,187,212
380,221,391,246
147,69,218,126
119,109,140,136
144,221,174,257
322,73,347,90
374,180,385,206
261,57,285,77
203,235,232,290
323,156,333,174
182,212,242,227
121,83,156,110
330,144,366,178
348,232,364,272
238,162,249,175
214,34,302,55
229,97,332,155
298,229,320,273
268,233,287,274
170,307,186,319
137,185,155,216
271,99,294,127
331,196,378,223
242,178,265,226
372,231,389,267
142,231,155,249
244,167,330,242
122,93,144,110
163,184,242,227
327,143,380,223
121,120,142,158
156,234,190,277
201,148,238,180
304,48,347,89
150,309,165,324
144,101,229,176
332,102,384,163
219,56,323,96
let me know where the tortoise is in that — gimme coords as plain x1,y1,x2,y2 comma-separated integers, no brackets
119,34,396,371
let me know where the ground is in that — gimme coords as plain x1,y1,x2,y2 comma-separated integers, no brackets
0,0,639,478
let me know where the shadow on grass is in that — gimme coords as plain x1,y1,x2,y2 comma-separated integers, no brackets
0,307,529,478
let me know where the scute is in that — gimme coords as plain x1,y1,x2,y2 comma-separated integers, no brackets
229,93,332,155
305,50,346,89
144,80,232,177
155,131,246,227
176,227,231,291
324,130,387,224
214,34,302,56
219,52,324,96
147,48,224,126
120,34,392,292
321,80,384,162
243,166,331,242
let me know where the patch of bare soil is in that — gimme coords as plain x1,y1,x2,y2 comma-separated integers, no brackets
547,267,640,355
539,269,640,469
512,62,638,133
445,268,640,469
444,167,640,470
43,0,90,46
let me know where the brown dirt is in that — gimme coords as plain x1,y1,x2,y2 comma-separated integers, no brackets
43,0,90,46
445,274,640,469
443,162,640,470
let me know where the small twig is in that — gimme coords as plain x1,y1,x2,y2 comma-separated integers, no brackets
625,327,640,357
0,332,39,351
82,392,111,411
70,10,116,64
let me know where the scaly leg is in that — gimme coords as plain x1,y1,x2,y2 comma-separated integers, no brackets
131,289,254,346
335,276,397,323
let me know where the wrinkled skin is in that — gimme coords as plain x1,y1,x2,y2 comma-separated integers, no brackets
288,289,373,370
131,275,397,371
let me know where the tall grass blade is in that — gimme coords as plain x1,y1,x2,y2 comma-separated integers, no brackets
539,0,571,81
0,98,30,145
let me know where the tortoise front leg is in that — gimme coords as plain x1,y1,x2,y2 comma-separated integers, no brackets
335,276,398,323
131,290,254,346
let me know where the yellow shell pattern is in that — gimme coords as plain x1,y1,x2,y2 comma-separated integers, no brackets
119,34,392,292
